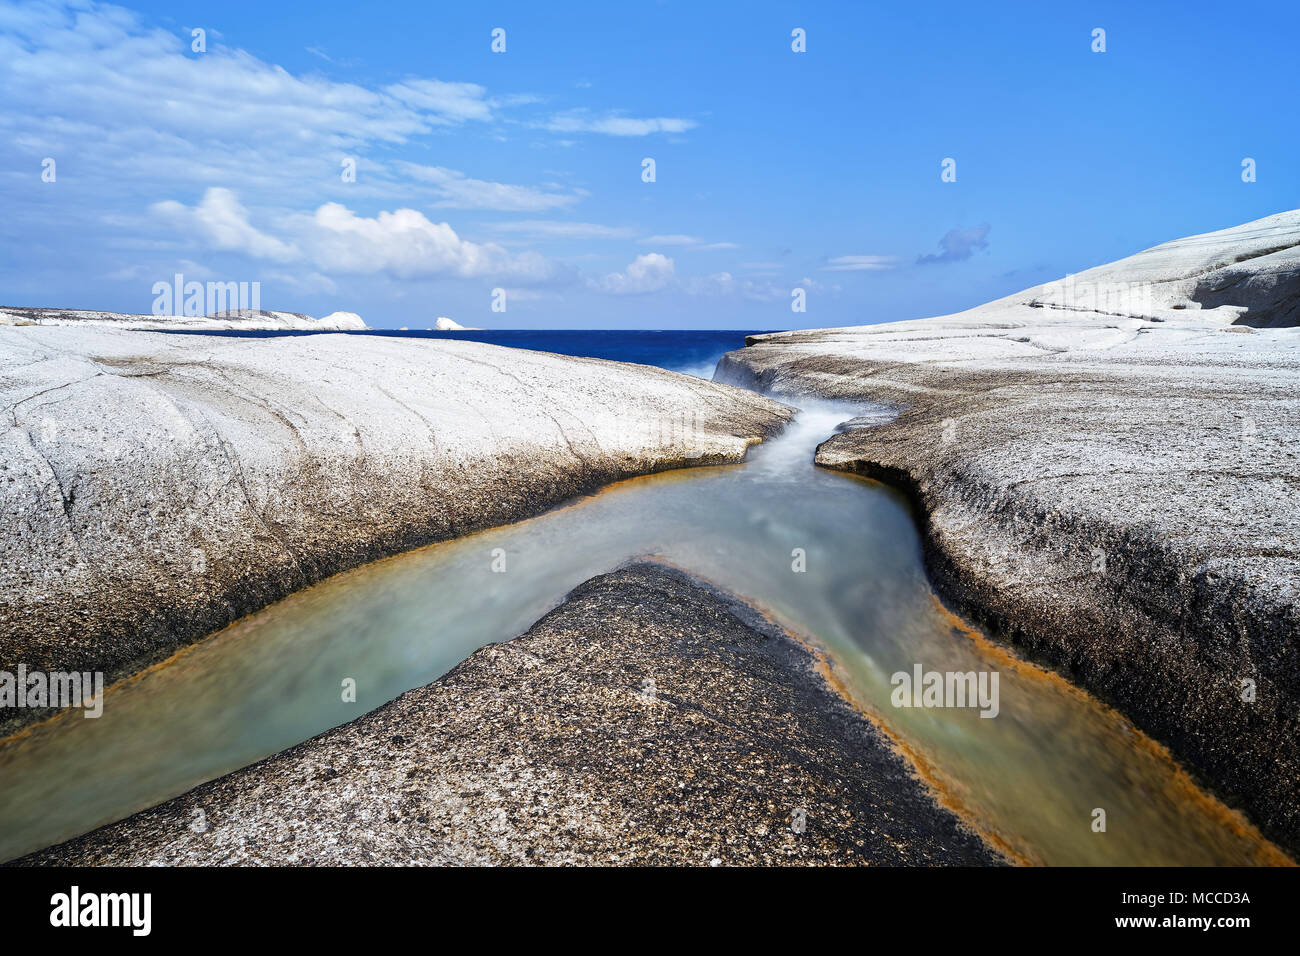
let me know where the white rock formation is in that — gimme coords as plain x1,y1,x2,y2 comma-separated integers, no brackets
0,307,369,331
0,326,792,684
717,208,1300,851
738,209,1300,374
315,311,366,330
434,316,481,331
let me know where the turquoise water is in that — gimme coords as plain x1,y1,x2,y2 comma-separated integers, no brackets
0,403,1286,865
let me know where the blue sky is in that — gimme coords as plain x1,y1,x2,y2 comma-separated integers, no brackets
1,0,1296,329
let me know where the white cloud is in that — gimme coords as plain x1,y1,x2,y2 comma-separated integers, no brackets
175,259,218,281
152,188,299,262
543,111,697,136
592,253,676,294
642,234,698,245
0,6,457,158
642,235,738,249
154,188,557,281
586,257,793,300
100,263,153,281
0,2,719,306
795,276,842,294
0,1,547,211
496,287,564,303
822,255,899,272
684,272,786,302
393,163,583,211
265,270,339,294
299,203,553,279
490,220,641,240
383,79,495,124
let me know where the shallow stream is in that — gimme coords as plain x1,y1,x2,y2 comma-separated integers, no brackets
0,403,1286,864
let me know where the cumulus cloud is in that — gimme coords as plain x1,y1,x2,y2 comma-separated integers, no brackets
917,224,991,264
0,1,710,303
300,203,554,280
154,188,557,281
592,253,676,294
152,189,299,262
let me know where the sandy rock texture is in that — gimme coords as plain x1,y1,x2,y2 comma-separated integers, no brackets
715,210,1300,852
19,563,1001,866
0,307,368,331
0,327,792,700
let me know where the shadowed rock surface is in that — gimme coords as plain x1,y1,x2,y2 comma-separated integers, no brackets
0,327,792,712
18,563,1001,866
716,210,1300,853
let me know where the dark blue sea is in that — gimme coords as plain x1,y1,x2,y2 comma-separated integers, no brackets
170,329,761,379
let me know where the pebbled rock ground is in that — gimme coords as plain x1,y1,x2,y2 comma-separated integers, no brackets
715,209,1300,854
17,563,1002,866
0,327,792,719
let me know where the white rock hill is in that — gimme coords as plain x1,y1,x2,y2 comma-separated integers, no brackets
716,207,1300,853
434,316,481,331
0,326,792,688
0,307,369,331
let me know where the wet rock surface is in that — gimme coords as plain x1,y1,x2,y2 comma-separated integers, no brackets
715,210,1300,853
0,327,792,714
18,563,1001,866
